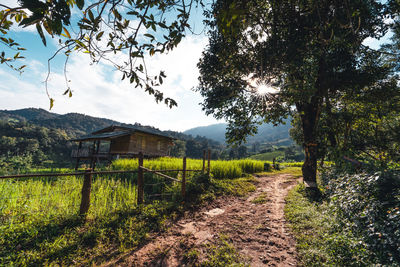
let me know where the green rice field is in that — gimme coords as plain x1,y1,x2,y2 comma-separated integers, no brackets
112,157,265,179
0,157,302,265
0,158,269,230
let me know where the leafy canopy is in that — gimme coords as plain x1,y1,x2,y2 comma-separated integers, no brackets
197,0,395,145
0,0,203,108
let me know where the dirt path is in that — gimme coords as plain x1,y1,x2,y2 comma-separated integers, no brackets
105,174,299,266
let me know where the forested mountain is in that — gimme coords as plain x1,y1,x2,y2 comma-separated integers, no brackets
0,108,166,138
0,108,224,170
184,119,293,145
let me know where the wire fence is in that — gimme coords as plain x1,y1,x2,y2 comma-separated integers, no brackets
0,155,207,226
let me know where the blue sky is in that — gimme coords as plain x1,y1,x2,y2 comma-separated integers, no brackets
0,0,219,132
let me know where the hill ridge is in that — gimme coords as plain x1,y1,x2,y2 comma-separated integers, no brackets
184,120,293,145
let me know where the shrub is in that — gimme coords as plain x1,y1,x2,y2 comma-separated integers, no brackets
285,184,373,266
263,162,271,171
323,170,400,265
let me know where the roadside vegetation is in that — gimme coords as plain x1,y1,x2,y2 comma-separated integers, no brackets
285,166,400,266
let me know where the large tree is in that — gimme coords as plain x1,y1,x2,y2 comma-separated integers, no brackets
290,73,400,166
197,0,396,186
0,0,202,108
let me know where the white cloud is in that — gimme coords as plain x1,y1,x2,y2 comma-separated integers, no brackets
363,31,394,50
0,34,221,132
10,23,36,33
1,0,18,7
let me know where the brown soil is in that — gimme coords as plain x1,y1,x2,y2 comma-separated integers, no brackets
103,174,300,267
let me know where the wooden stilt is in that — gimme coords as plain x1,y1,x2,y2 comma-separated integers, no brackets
137,152,144,205
207,149,211,178
181,157,186,199
75,142,82,170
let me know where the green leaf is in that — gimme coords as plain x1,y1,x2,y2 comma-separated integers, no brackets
74,39,86,49
76,0,84,10
96,31,104,41
43,21,53,35
113,9,122,21
63,27,71,38
49,98,54,110
144,33,154,39
36,23,46,46
88,10,95,22
19,12,42,27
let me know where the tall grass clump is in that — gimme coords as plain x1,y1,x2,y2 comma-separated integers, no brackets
211,161,242,179
233,159,264,173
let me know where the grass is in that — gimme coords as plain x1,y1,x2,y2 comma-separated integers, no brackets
181,234,249,266
0,156,264,266
251,192,269,204
0,156,306,266
211,177,257,197
200,235,249,267
285,184,372,266
0,174,141,266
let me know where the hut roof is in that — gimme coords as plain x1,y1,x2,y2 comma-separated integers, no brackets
71,125,175,142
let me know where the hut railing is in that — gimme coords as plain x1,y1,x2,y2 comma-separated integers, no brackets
71,148,93,158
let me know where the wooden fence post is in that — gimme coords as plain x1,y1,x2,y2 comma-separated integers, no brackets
207,149,211,178
137,152,144,205
181,157,186,199
202,150,206,174
79,169,92,217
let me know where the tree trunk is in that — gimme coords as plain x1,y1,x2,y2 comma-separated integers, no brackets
302,141,318,187
298,56,327,188
298,100,321,188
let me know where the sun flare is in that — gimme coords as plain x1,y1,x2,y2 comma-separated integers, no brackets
257,84,276,95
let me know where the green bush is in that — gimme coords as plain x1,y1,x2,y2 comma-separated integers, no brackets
323,170,400,265
285,184,373,266
263,162,272,171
